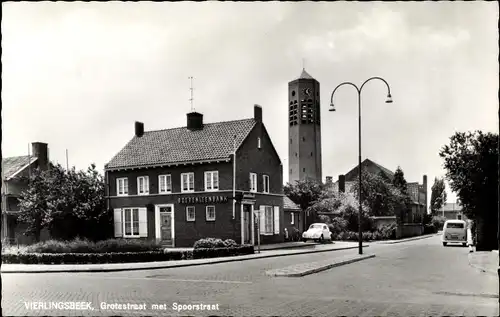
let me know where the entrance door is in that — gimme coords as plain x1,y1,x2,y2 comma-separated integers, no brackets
159,208,172,246
243,207,251,244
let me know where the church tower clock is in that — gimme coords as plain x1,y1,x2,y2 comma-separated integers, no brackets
288,68,323,184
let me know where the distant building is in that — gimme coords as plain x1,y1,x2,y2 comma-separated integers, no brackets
1,142,51,244
440,202,465,220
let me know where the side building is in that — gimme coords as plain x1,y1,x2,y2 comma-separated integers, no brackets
105,105,285,247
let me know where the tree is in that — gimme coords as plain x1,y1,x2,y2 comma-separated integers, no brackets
439,130,498,251
350,167,406,218
430,177,447,215
18,163,110,242
284,179,325,230
392,166,413,223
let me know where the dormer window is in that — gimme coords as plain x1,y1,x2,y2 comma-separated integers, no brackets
137,176,149,195
257,137,261,149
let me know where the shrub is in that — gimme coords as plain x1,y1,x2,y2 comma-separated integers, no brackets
423,224,437,234
20,238,163,254
377,223,397,240
362,232,373,241
328,217,349,235
2,245,255,265
431,216,447,231
193,238,240,249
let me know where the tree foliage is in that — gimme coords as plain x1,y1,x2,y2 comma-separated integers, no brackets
284,179,325,211
439,131,498,220
350,167,406,217
18,163,111,242
430,177,447,215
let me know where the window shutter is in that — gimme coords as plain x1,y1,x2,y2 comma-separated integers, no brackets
138,208,148,237
274,206,280,234
259,206,266,234
114,208,123,237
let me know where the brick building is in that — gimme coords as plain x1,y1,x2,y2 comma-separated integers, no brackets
105,105,285,247
1,142,51,244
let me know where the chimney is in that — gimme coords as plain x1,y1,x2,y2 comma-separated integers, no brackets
338,174,345,193
32,142,49,171
135,121,144,137
187,112,204,131
254,105,262,122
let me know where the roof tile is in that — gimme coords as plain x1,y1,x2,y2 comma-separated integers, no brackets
106,118,257,170
2,156,37,179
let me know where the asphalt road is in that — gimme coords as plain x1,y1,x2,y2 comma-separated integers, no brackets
2,236,498,316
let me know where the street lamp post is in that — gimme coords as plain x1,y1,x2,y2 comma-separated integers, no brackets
329,77,393,255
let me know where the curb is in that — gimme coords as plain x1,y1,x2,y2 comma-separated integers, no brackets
375,233,439,244
467,253,499,276
0,244,369,274
266,254,376,277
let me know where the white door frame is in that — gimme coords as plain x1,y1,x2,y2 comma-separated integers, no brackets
240,203,255,245
155,204,175,247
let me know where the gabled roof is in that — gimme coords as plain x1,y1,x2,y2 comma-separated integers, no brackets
2,155,38,180
284,196,301,211
106,118,257,170
344,158,395,182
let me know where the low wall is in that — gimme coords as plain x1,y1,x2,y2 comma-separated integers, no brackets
371,216,397,229
399,224,423,238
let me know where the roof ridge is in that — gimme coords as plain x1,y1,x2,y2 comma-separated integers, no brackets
144,118,255,134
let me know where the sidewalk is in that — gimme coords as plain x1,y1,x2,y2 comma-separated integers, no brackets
468,250,500,276
0,241,366,274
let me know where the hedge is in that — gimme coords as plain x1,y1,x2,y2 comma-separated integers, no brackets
2,245,255,265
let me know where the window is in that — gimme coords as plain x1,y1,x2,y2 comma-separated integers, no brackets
262,175,270,193
250,173,257,192
206,206,216,221
117,178,128,196
204,171,219,191
302,137,305,142
303,168,306,172
123,208,139,237
137,176,149,195
181,173,194,192
446,223,464,229
158,175,172,194
186,206,195,222
291,212,295,225
264,206,274,234
257,137,261,149
290,138,292,144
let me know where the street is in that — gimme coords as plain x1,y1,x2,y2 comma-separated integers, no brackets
2,235,498,316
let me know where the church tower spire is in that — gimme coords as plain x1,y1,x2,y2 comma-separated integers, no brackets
287,67,323,184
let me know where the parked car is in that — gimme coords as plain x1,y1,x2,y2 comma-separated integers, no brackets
442,219,468,247
302,223,332,243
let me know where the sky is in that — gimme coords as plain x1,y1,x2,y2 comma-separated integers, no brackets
2,2,498,205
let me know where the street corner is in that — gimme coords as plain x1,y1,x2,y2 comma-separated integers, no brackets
468,251,499,276
265,253,376,277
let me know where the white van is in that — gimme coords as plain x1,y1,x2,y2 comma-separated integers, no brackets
442,219,468,247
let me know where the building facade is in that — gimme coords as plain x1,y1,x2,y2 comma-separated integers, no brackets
288,68,323,184
1,142,51,244
440,202,465,220
105,105,285,247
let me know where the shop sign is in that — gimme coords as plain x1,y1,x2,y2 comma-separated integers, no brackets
178,195,229,204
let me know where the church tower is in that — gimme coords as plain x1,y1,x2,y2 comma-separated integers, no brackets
288,68,322,184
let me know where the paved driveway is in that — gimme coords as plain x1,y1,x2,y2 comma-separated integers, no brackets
2,236,498,316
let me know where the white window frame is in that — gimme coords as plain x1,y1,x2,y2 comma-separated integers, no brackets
137,176,150,195
116,177,128,196
158,174,172,194
257,137,261,149
123,208,140,237
291,212,295,225
250,173,257,193
181,172,195,193
264,206,274,234
204,171,219,192
206,206,216,221
262,175,270,194
186,206,195,222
